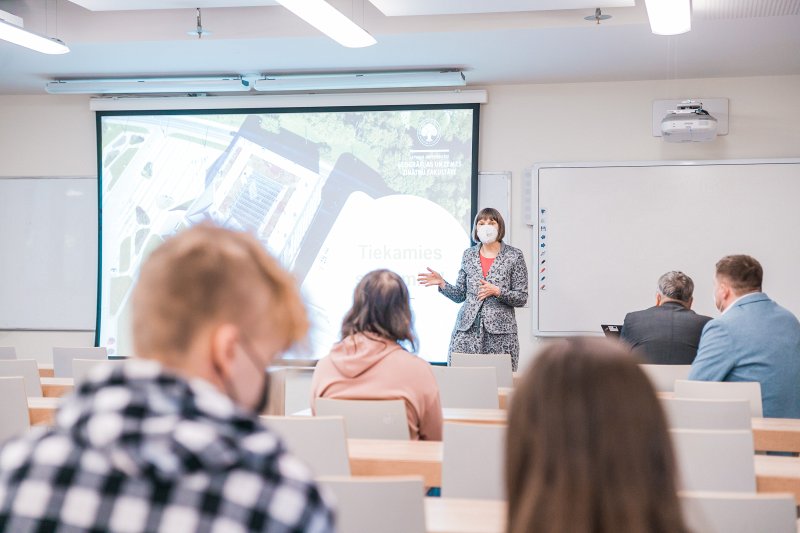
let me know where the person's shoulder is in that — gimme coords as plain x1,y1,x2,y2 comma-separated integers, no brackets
385,349,438,379
230,436,334,529
688,309,713,323
501,243,524,256
238,426,318,487
626,306,658,319
0,427,73,478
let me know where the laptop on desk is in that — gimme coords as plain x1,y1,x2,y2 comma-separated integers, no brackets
601,324,623,338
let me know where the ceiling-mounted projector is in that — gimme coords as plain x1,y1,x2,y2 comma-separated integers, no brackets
661,100,718,142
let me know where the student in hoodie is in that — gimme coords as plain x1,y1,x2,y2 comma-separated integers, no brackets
0,224,334,532
311,269,443,441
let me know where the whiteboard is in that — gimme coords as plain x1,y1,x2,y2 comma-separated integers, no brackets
532,159,800,336
0,177,97,330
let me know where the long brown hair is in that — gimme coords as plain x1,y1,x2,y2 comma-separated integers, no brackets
506,338,688,533
340,269,416,351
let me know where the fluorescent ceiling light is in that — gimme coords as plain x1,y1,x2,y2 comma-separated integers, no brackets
0,10,69,55
254,70,466,92
45,76,248,95
644,0,691,35
276,0,376,48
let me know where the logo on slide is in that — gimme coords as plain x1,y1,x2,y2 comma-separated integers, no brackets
417,119,441,147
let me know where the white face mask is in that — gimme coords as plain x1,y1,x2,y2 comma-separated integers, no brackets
477,224,499,244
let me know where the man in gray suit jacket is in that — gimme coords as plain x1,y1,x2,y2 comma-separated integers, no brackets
689,255,800,419
621,271,712,365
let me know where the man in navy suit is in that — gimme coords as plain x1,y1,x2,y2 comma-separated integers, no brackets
621,271,712,364
689,255,800,419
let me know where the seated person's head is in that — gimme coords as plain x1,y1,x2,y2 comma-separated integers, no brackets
656,270,695,307
506,338,687,533
341,269,416,350
132,223,308,412
714,254,763,312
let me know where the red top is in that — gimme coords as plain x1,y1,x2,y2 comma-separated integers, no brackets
479,253,495,278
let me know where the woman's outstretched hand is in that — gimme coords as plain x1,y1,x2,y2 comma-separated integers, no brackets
418,267,445,289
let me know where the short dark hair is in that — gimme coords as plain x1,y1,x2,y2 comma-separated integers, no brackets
716,255,763,293
506,338,687,533
657,271,694,302
472,207,506,243
340,269,417,351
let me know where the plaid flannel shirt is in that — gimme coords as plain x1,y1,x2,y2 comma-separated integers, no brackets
0,359,334,532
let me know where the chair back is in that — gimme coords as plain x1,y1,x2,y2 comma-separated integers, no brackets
266,367,315,416
441,422,506,500
262,416,350,476
450,353,513,387
316,476,425,533
315,398,409,440
52,347,107,378
72,358,123,386
0,377,31,440
670,429,756,492
431,366,499,409
675,380,763,417
0,359,43,396
680,491,797,533
0,347,16,360
661,397,751,430
639,364,692,392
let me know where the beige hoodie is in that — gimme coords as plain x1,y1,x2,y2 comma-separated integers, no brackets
310,333,443,441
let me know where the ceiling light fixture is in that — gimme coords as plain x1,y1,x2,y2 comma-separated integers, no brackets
0,9,69,55
584,8,612,25
644,0,691,35
44,70,466,95
253,70,466,92
187,8,212,39
45,76,249,95
275,0,376,48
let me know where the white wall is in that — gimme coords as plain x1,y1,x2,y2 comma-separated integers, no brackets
479,74,800,370
2,75,799,364
0,96,96,362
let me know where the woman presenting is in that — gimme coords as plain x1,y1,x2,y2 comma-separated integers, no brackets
418,208,528,371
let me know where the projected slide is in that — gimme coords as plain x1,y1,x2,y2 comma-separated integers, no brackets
98,106,476,362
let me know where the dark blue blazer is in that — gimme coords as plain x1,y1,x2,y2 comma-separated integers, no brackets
621,301,711,365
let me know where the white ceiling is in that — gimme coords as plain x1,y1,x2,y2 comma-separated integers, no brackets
0,0,797,95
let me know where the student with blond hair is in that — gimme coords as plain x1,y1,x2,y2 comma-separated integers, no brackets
0,224,333,532
506,338,688,533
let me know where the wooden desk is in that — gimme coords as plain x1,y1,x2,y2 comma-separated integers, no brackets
443,408,800,454
349,439,442,487
28,397,60,425
752,417,800,453
425,498,505,533
443,408,506,425
755,455,800,502
348,439,800,504
38,363,54,378
40,377,73,398
497,388,511,410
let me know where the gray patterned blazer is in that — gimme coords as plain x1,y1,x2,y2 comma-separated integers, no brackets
440,242,528,334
